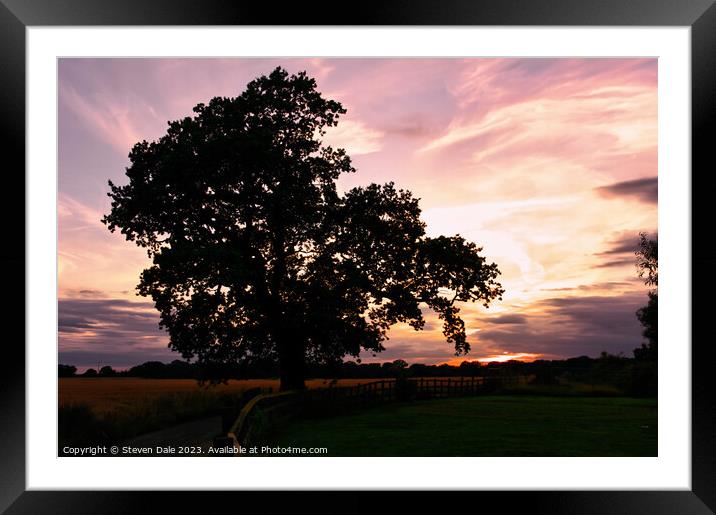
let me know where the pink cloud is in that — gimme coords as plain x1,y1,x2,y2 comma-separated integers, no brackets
59,80,151,154
323,119,384,155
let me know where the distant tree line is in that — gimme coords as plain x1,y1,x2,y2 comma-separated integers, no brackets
58,352,654,396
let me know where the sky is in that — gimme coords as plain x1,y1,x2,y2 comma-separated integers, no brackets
58,58,658,371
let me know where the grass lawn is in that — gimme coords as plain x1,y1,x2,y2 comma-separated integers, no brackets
262,395,657,456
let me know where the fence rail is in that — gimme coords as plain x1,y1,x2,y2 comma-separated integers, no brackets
302,376,516,411
214,375,528,452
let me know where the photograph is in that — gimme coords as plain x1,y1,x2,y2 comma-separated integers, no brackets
57,57,659,458
2,0,711,509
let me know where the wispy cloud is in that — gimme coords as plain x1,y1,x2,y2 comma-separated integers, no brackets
486,314,528,325
59,80,149,154
323,119,384,155
471,292,648,357
59,297,170,369
595,177,658,204
58,193,150,298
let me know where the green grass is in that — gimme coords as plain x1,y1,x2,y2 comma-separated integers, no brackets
500,381,623,396
262,395,657,456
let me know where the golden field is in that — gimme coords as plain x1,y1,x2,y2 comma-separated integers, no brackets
59,377,390,414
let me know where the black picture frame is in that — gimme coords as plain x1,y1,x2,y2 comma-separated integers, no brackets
2,1,714,512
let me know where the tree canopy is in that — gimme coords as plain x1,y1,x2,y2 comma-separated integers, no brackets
636,232,658,287
103,67,504,390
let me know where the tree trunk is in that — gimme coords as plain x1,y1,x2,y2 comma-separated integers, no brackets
277,334,306,391
267,229,305,391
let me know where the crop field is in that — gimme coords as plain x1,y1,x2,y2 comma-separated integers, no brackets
58,377,394,445
59,377,390,414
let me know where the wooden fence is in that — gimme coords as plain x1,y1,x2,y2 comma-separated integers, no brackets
215,375,528,452
304,375,526,408
414,376,487,398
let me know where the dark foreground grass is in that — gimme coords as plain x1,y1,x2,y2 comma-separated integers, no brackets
262,395,657,456
58,391,234,447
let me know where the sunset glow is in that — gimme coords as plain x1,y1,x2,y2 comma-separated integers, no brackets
476,353,542,364
58,58,657,370
441,353,543,366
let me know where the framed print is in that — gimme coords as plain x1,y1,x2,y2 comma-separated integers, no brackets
2,0,715,512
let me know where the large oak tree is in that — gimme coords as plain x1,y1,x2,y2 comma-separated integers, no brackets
103,67,504,390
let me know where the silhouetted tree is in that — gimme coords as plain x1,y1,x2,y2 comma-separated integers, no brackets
636,232,657,287
103,67,504,391
99,365,116,377
391,359,408,370
634,232,657,361
82,368,98,377
167,359,196,379
127,361,168,378
58,364,77,377
459,360,482,376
